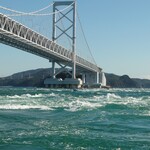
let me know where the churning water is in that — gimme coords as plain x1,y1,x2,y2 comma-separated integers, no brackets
0,87,150,149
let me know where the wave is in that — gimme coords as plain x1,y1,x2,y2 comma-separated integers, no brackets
0,88,150,112
106,93,121,99
0,104,51,110
65,99,103,112
3,93,57,99
6,95,22,99
0,99,103,112
48,93,57,97
6,94,44,99
5,93,57,99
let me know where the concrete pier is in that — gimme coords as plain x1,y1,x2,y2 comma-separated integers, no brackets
44,78,83,88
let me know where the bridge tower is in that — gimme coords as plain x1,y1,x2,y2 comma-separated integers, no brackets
0,1,104,88
44,1,82,88
52,1,76,79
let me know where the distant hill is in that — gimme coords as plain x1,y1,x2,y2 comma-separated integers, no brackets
105,73,139,88
132,78,150,88
0,68,51,87
0,68,150,88
0,68,76,87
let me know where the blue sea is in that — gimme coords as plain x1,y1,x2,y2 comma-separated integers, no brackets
0,87,150,150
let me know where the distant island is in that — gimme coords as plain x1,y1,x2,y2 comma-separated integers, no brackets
0,68,150,88
105,73,150,88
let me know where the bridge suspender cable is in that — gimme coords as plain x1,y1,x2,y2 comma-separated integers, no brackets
27,3,54,14
0,0,98,68
0,3,54,15
76,10,97,66
0,2,75,16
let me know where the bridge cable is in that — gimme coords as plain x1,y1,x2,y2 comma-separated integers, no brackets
0,2,75,16
77,10,97,66
0,3,54,15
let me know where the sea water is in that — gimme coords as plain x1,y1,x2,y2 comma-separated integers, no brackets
0,87,150,150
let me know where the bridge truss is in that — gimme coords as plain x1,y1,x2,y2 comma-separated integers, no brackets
0,1,103,87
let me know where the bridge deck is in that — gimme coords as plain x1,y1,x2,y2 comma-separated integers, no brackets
0,13,101,73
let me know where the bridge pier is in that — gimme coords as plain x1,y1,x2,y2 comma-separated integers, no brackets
97,72,100,84
0,5,105,89
82,74,86,84
44,78,83,89
52,61,56,79
81,72,104,88
45,59,83,89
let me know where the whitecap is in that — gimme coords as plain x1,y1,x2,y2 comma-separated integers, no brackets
0,104,51,110
23,93,43,98
5,93,44,99
93,95,105,100
142,111,150,116
66,99,103,112
107,93,121,99
6,95,22,99
49,93,56,97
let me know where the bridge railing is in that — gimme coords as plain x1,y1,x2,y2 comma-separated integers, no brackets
0,13,101,72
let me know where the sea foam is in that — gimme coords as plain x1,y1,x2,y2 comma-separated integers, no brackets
0,104,51,110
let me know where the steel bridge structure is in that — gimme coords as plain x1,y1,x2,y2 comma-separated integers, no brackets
0,1,104,88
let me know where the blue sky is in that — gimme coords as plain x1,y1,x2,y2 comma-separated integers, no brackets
0,0,150,79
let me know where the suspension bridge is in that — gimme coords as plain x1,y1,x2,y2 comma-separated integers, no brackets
0,1,106,88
